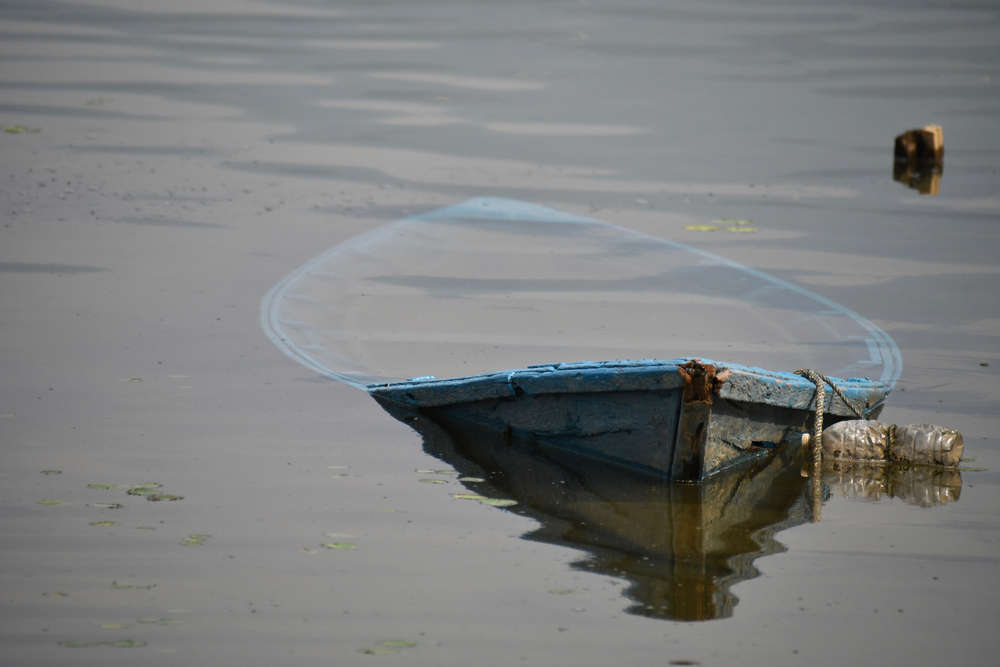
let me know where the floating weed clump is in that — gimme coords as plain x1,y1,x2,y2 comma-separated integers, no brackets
88,484,117,489
415,469,459,475
90,521,119,527
89,503,124,509
418,479,447,484
684,219,756,233
59,639,147,648
126,484,162,496
137,618,177,625
95,623,129,629
37,500,66,505
110,582,155,590
145,493,183,501
180,534,211,546
5,125,39,134
321,542,356,550
458,477,485,483
548,589,577,595
41,470,62,475
359,639,431,654
125,483,182,501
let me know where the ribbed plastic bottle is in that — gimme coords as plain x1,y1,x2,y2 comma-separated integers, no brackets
803,420,963,466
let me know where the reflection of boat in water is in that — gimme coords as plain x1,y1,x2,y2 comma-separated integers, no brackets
377,399,962,622
263,198,902,480
379,398,811,621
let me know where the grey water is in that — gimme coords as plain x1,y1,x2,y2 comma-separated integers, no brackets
1,0,999,665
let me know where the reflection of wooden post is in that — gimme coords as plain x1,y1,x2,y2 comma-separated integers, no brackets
894,126,943,195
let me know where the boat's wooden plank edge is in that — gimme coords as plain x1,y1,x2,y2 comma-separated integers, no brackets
716,366,889,417
368,357,890,414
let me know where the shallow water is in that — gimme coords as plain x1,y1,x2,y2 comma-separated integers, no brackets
2,0,999,664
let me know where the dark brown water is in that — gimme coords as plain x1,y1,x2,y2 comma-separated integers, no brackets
2,0,998,664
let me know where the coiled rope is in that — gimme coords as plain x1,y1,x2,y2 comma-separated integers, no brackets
794,369,866,522
794,369,866,462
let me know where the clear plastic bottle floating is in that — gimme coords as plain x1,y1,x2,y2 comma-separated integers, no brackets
803,421,963,467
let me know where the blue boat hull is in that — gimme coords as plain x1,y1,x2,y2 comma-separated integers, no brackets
369,358,889,481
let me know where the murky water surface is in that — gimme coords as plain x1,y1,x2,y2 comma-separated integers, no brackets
2,1,998,664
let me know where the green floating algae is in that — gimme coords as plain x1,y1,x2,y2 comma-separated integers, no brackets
548,589,577,595
479,498,517,507
90,521,119,527
321,542,356,550
88,484,117,489
95,623,129,629
684,219,756,233
126,483,182,501
359,639,430,654
58,639,147,648
137,618,177,625
418,479,447,484
451,493,517,507
458,477,485,483
126,484,162,496
37,500,66,505
110,582,155,590
180,534,211,546
4,125,39,134
145,493,183,501
41,470,62,475
89,503,124,509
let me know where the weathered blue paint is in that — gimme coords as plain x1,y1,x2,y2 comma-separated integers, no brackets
370,358,886,415
370,358,891,481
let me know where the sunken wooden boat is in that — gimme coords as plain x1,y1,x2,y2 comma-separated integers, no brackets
370,357,890,481
262,196,901,481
